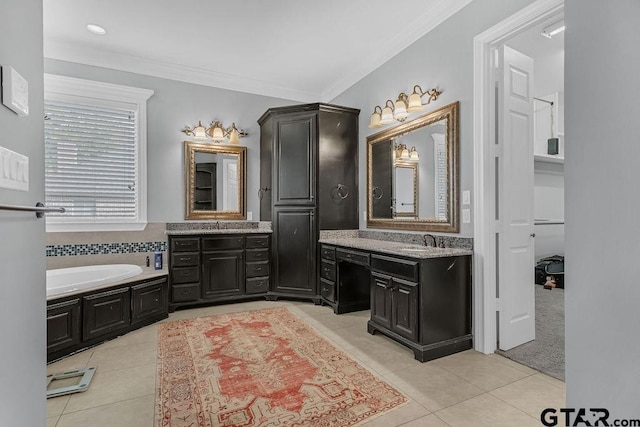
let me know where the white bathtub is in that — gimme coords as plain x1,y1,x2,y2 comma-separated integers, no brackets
47,264,143,298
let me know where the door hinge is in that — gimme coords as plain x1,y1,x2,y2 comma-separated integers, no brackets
496,298,501,311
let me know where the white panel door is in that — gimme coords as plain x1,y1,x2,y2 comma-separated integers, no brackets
498,45,536,350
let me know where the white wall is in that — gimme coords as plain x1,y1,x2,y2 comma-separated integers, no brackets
566,0,640,417
331,0,536,237
44,59,297,222
0,0,47,425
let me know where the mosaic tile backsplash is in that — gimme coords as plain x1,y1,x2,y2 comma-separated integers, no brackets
46,241,168,257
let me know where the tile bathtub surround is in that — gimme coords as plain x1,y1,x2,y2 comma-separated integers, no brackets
45,222,168,270
319,229,473,250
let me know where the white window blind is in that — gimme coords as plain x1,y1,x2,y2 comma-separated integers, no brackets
44,100,138,219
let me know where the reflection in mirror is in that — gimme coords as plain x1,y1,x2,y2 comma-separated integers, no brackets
367,101,459,232
184,142,246,220
394,162,417,218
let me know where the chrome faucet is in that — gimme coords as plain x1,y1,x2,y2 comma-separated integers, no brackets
423,234,437,247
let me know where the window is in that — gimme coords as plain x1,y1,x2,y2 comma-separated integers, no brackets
44,74,153,231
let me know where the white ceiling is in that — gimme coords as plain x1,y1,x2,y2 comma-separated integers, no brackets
43,0,473,102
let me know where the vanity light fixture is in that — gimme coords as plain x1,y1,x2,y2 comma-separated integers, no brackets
541,20,565,39
394,143,419,163
182,120,247,143
369,85,441,128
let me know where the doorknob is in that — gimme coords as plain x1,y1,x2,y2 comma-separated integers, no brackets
530,233,536,238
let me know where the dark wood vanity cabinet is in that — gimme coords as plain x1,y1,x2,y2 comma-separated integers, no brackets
168,234,271,309
371,273,419,342
259,103,359,301
368,254,472,362
47,276,168,362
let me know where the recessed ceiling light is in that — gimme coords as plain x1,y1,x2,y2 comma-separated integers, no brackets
86,24,107,35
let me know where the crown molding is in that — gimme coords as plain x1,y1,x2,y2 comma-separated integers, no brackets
322,0,473,101
44,41,320,103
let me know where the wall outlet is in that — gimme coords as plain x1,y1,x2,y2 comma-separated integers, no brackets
462,190,471,205
247,211,253,220
462,209,471,224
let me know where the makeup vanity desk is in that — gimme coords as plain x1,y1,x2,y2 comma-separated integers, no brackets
318,237,473,362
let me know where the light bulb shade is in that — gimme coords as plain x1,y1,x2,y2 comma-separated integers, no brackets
380,106,395,124
407,92,424,112
394,99,409,120
401,146,410,160
228,128,240,144
209,124,225,141
409,146,419,160
369,112,382,128
193,121,207,139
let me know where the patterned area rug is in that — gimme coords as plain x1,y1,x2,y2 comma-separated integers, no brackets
156,307,407,426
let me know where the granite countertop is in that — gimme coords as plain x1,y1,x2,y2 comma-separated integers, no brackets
318,237,473,259
166,228,272,235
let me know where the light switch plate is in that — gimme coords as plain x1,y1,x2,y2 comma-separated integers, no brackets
462,208,471,224
0,145,29,191
247,211,253,220
1,66,29,117
462,190,471,205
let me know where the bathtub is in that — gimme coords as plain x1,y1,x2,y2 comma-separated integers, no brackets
46,264,143,298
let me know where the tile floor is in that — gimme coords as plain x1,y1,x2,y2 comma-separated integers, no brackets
46,300,565,426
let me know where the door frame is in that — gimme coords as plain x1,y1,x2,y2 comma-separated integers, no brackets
472,0,564,354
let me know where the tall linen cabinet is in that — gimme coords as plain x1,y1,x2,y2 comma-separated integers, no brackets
259,103,359,302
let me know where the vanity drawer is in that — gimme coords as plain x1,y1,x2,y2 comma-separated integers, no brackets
246,249,269,262
171,238,200,253
246,261,270,278
336,248,370,266
171,266,200,284
171,252,200,267
246,235,270,249
171,284,199,302
320,260,336,282
320,278,335,302
202,236,244,251
246,277,269,294
371,254,419,282
320,245,336,261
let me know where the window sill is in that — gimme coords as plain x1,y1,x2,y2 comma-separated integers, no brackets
46,221,148,233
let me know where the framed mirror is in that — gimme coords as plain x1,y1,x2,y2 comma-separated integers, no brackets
184,141,247,220
367,101,459,232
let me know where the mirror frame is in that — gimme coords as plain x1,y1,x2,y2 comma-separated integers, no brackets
184,141,247,220
367,101,459,232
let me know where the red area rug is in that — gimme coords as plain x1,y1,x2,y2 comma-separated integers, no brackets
156,307,407,426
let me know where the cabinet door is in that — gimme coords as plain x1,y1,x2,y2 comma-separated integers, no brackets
83,287,130,341
273,207,316,295
318,109,359,229
370,273,392,329
47,298,81,354
274,112,317,205
391,278,419,342
131,278,168,325
202,250,244,299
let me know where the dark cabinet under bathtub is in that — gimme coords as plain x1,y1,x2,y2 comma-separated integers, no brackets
46,298,82,355
47,275,168,362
